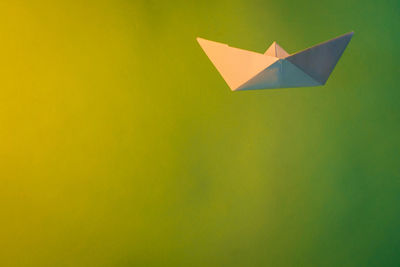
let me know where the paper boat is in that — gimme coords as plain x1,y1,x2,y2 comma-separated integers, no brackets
197,32,354,91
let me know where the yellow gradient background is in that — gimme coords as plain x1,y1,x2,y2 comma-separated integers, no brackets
0,0,399,266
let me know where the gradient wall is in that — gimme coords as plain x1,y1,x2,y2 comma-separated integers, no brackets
0,0,399,266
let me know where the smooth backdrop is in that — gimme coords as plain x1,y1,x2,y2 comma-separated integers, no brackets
0,0,399,266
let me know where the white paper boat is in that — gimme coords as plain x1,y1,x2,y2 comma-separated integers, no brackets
197,32,354,91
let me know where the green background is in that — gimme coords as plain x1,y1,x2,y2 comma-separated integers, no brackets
0,0,399,266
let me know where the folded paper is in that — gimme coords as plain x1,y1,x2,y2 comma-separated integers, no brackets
197,32,354,91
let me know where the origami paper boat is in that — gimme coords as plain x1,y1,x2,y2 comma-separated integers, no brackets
197,32,353,91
